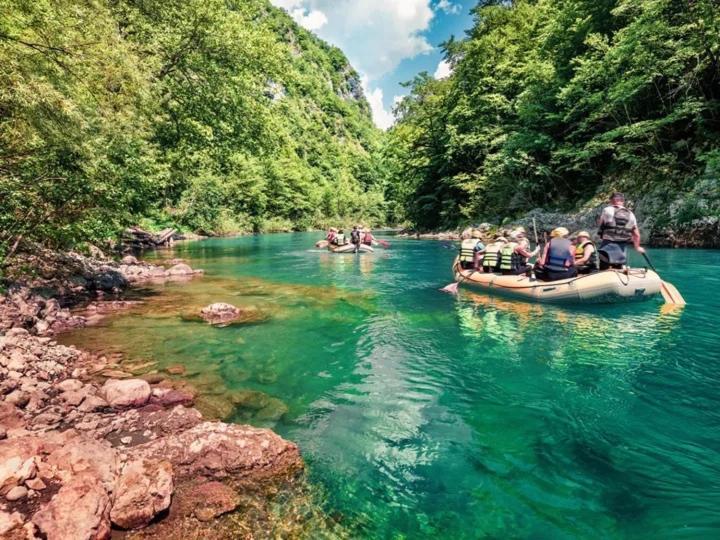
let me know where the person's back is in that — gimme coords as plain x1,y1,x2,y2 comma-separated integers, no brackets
597,192,645,268
351,227,361,246
335,231,347,246
499,242,519,275
573,232,598,274
483,238,506,273
537,228,577,282
362,230,374,245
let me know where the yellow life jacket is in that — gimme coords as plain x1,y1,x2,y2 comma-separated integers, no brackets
575,240,598,267
459,239,478,263
483,242,503,269
499,242,519,271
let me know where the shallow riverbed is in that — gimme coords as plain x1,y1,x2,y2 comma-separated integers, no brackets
61,233,720,538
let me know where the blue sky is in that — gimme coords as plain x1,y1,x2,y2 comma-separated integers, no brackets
269,0,477,128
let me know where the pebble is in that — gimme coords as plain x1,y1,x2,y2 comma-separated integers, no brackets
26,477,46,491
120,436,132,445
6,486,28,501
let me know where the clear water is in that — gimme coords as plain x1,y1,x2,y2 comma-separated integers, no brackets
62,233,720,538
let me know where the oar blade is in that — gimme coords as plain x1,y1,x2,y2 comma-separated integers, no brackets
440,282,460,294
661,281,686,306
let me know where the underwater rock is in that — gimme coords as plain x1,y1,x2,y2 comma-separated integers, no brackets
165,364,186,375
195,394,235,420
230,390,289,422
198,303,268,326
189,481,240,522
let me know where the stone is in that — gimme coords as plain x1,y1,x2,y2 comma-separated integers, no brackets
26,477,46,491
165,364,186,375
0,402,25,429
199,303,240,325
0,428,6,440
121,255,139,265
150,388,194,407
6,485,28,501
167,263,194,276
120,436,132,445
78,395,109,413
189,481,240,522
57,378,83,392
100,379,151,408
33,474,111,540
131,422,301,481
110,459,173,530
61,389,87,407
47,437,118,489
0,510,23,536
5,390,29,408
0,456,36,494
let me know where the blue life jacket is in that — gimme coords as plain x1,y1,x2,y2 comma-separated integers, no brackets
545,238,573,272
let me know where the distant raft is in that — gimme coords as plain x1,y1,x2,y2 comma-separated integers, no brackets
453,261,662,304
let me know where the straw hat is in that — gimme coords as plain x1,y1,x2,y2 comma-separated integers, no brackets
471,229,482,239
551,227,569,238
575,230,591,239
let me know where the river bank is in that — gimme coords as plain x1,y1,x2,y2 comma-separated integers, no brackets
0,249,319,538
397,205,720,249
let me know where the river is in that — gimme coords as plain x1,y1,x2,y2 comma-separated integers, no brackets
60,232,720,538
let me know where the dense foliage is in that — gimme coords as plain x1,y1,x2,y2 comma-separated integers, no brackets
385,0,720,231
0,0,384,259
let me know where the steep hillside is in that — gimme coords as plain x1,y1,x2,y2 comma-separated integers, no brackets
0,0,385,260
383,0,720,245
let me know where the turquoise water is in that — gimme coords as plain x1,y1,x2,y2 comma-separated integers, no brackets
64,233,720,538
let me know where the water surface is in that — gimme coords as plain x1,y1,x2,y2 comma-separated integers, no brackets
63,233,720,538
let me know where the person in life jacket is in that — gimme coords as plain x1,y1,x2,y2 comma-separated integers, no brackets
597,192,645,269
334,229,348,246
350,226,361,247
482,236,507,273
499,230,539,276
572,231,599,274
326,227,338,244
361,228,376,246
458,229,485,270
536,227,577,282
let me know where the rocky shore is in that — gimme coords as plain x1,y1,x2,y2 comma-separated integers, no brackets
398,206,720,248
0,252,308,538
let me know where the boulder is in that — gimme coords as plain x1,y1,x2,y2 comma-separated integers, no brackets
33,474,111,540
121,255,139,265
150,388,194,407
167,263,194,276
0,456,36,494
57,378,83,392
110,459,173,530
130,422,301,481
100,379,151,408
46,437,118,489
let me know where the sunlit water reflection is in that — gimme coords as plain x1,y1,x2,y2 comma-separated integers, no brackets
61,233,720,538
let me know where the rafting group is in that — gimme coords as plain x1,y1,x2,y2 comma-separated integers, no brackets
450,193,685,305
315,226,388,253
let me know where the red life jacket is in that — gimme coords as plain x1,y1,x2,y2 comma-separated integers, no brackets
362,233,373,245
327,232,336,242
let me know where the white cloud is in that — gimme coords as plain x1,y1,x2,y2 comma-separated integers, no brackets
271,0,434,80
436,0,461,15
361,75,399,130
272,0,328,31
434,59,452,79
293,9,327,31
270,0,436,128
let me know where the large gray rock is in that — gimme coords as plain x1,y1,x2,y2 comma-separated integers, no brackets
110,458,173,530
100,379,151,408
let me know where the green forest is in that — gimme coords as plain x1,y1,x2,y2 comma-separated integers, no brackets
1,0,719,259
384,0,720,231
0,0,384,257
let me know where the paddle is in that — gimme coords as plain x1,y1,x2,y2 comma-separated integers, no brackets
440,259,462,294
641,252,686,305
